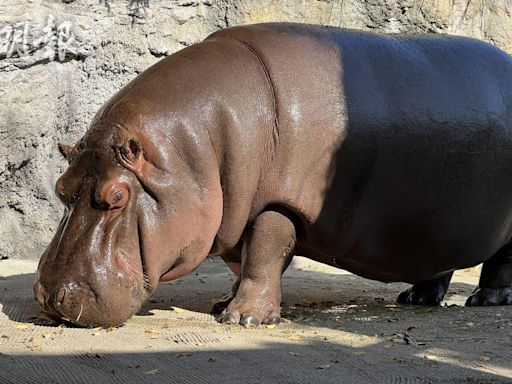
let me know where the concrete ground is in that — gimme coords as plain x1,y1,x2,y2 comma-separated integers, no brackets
0,257,511,384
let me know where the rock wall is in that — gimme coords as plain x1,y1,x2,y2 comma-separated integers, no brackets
1,0,511,260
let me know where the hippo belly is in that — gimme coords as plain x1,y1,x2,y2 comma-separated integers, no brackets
316,120,512,284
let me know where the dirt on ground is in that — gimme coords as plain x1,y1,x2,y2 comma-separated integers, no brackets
0,257,510,384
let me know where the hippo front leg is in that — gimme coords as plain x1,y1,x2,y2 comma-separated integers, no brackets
219,210,296,326
210,245,242,315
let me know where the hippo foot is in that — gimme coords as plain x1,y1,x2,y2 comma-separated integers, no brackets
219,301,281,327
210,293,234,315
397,287,444,306
465,287,512,306
397,273,453,306
218,288,281,327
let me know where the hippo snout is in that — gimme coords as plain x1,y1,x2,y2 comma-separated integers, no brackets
34,280,95,324
33,279,141,327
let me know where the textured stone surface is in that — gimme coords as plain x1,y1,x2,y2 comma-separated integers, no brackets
1,0,511,260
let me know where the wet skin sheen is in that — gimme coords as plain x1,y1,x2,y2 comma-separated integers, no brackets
34,23,512,327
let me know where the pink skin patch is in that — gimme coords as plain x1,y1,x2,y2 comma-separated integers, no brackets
227,262,241,277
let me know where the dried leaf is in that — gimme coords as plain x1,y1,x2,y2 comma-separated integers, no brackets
144,369,159,375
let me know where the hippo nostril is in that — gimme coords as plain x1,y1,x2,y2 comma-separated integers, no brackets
55,287,66,306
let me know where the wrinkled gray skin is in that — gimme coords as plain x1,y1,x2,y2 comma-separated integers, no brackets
34,23,512,328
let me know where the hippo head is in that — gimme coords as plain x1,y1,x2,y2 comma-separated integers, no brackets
33,127,222,327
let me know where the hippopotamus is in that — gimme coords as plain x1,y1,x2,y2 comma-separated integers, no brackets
33,23,512,327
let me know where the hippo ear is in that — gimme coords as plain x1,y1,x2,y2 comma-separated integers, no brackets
58,143,78,163
118,138,145,174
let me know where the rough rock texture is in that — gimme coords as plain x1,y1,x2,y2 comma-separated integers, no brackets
1,0,511,260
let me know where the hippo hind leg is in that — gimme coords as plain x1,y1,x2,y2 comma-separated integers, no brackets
397,272,453,306
466,244,512,306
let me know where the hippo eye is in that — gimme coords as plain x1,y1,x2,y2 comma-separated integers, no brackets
112,190,123,205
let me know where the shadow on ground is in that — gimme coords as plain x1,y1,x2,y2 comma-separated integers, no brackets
0,259,510,383
3,339,512,384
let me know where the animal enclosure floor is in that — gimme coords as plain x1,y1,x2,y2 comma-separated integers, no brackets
0,257,511,384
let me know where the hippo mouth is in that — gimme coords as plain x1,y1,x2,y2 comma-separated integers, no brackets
34,273,147,328
34,228,152,328
137,222,156,297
